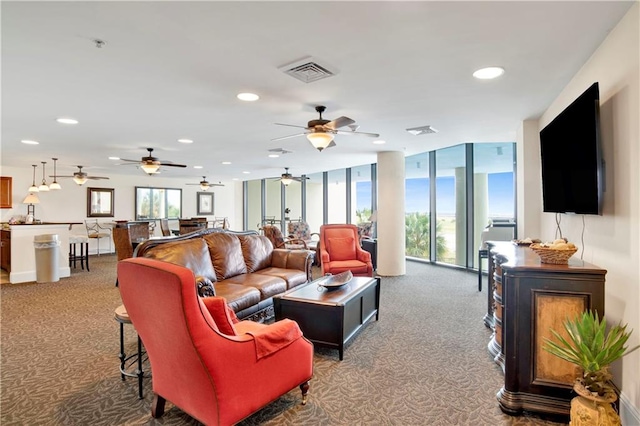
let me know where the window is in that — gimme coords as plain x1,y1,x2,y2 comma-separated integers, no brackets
351,164,372,224
435,145,466,266
405,153,431,259
327,169,346,223
135,187,181,220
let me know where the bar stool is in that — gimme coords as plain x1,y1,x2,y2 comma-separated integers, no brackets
114,304,148,399
69,235,90,271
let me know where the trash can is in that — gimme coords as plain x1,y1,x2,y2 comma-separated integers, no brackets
34,234,60,283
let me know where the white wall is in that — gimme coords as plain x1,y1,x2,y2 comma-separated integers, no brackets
521,4,639,421
1,165,240,251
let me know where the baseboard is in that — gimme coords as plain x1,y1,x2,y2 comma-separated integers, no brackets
620,391,640,425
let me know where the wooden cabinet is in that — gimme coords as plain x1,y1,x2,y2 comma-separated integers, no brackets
1,230,11,272
0,177,12,208
485,241,606,418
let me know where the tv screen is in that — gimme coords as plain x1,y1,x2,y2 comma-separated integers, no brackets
539,82,603,215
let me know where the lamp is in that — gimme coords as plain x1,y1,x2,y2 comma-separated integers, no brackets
73,175,88,185
38,161,49,191
306,132,334,152
28,164,39,192
22,193,40,217
49,158,61,190
141,162,160,175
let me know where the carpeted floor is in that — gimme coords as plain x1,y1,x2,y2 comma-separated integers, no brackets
0,255,567,425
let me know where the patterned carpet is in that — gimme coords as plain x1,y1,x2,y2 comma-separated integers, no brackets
0,255,567,425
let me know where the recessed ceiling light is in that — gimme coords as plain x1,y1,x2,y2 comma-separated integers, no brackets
193,165,203,169
221,161,231,165
108,156,120,160
178,139,193,144
242,171,250,174
237,93,259,101
21,140,39,145
56,117,79,124
473,66,505,80
268,154,280,158
372,140,386,145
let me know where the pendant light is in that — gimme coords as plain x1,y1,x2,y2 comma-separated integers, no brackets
38,161,49,191
49,158,61,190
28,164,39,192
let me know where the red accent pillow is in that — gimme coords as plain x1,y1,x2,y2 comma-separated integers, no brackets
328,237,356,261
201,297,237,336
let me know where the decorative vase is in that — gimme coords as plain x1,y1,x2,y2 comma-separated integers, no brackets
570,380,620,426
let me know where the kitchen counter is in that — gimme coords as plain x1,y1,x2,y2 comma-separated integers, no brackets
7,224,73,284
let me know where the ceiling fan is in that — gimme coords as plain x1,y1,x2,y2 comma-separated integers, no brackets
271,105,380,151
186,176,224,191
118,148,187,175
54,166,110,186
272,167,309,186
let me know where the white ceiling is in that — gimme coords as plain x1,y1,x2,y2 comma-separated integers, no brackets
1,1,633,183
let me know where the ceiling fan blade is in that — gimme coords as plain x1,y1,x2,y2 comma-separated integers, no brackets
335,130,380,137
326,140,337,148
275,123,308,129
159,162,187,168
88,176,110,180
118,158,141,163
293,176,310,182
324,116,355,130
271,133,307,142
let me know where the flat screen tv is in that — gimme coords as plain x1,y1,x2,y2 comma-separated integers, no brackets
539,82,603,215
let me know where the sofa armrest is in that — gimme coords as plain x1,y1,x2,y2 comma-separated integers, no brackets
272,249,314,281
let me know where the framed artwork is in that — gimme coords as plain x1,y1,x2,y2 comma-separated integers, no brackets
197,192,214,215
87,187,114,217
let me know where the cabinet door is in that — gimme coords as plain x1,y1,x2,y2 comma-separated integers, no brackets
0,177,12,208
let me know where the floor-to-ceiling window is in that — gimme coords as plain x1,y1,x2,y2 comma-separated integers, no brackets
350,164,372,224
245,180,262,231
435,145,467,266
473,142,516,268
327,169,346,224
405,152,431,259
265,179,282,229
305,172,323,234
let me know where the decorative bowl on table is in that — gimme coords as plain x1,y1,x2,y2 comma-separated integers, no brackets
317,270,353,290
512,237,541,246
529,242,578,264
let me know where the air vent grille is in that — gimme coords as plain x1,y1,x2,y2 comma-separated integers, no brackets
280,57,336,83
406,125,438,136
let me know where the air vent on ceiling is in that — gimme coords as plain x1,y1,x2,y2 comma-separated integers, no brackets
406,125,438,136
279,57,336,83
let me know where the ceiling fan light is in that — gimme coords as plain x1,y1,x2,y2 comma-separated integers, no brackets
306,132,334,151
200,183,210,191
141,163,160,174
280,177,293,186
73,175,88,185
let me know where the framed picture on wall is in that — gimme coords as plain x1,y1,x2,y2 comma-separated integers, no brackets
87,187,114,217
197,192,214,215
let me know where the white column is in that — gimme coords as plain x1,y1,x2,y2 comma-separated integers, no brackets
377,151,405,276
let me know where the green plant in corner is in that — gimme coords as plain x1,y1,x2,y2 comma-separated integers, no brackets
543,310,639,398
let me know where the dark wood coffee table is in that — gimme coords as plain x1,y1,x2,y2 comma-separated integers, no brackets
274,276,380,360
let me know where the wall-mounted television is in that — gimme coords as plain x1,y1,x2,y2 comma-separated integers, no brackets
539,82,603,215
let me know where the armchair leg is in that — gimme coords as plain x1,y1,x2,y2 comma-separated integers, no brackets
300,381,309,405
151,393,166,418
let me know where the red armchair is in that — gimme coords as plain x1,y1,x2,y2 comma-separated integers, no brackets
319,224,373,277
117,257,313,425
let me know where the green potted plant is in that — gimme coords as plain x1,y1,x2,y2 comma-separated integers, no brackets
543,310,639,425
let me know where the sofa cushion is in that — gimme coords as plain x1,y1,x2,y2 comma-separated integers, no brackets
257,267,308,290
142,238,217,282
224,273,287,299
328,237,356,261
214,282,262,313
324,260,370,275
239,235,273,272
204,233,247,280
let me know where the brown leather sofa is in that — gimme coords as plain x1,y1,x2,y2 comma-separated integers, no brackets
134,228,314,322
